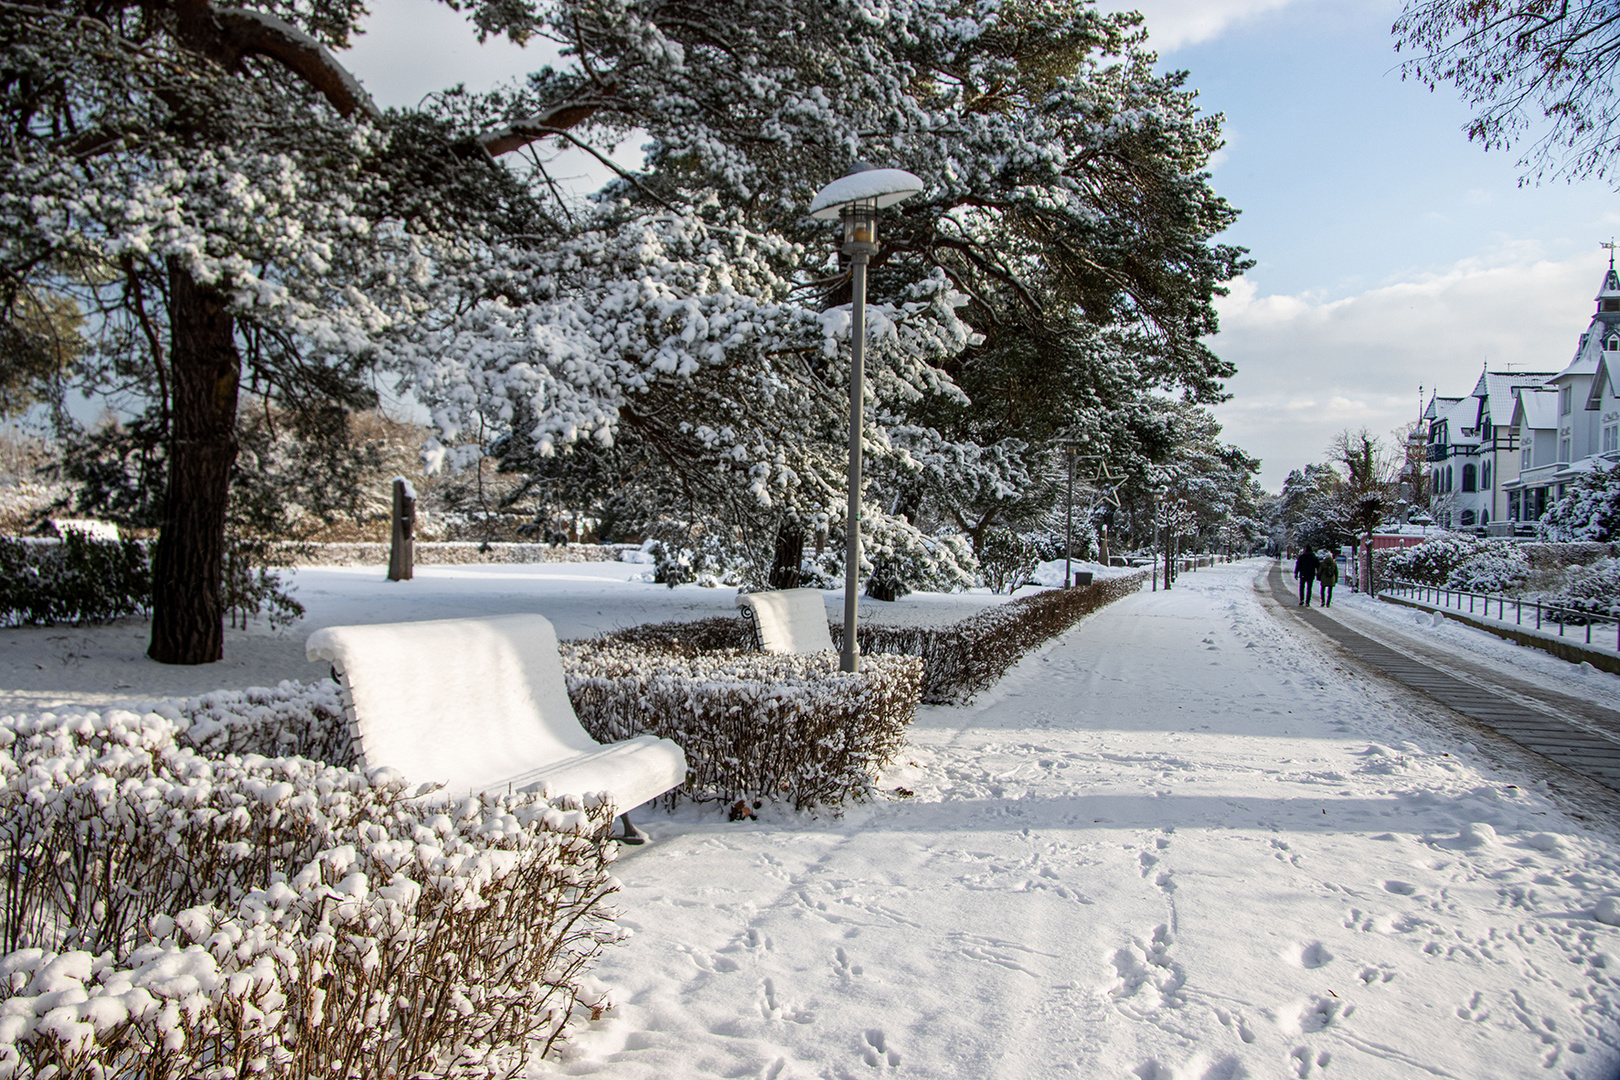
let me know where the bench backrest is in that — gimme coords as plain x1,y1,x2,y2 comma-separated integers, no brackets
736,589,835,654
306,613,600,795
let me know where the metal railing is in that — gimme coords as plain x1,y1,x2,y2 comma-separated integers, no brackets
1382,578,1620,652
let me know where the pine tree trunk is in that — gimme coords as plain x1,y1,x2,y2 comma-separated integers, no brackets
148,263,241,665
768,522,804,589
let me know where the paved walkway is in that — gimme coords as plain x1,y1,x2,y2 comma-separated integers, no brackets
1264,562,1620,792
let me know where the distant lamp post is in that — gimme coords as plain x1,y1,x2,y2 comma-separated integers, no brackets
810,163,923,673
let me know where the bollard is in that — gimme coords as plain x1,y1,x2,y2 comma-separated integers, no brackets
388,477,416,581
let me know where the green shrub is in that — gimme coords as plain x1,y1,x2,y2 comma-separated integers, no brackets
0,533,150,626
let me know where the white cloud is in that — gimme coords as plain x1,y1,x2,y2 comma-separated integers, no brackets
1099,0,1302,51
1211,247,1599,487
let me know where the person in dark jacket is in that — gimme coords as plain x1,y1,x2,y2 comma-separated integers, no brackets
1294,548,1320,607
1316,552,1339,607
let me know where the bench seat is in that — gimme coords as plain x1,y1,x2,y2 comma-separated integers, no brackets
736,588,835,654
306,613,687,814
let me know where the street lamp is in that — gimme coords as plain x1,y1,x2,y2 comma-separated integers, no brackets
810,163,923,673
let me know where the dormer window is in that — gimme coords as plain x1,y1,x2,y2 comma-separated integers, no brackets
1608,336,1618,351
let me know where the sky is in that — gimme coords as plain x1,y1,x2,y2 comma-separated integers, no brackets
337,0,1620,490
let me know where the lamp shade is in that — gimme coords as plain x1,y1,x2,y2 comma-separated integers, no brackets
809,166,924,219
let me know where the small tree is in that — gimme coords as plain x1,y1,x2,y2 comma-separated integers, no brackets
1539,461,1620,542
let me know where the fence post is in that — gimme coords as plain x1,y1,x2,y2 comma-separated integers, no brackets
388,477,416,582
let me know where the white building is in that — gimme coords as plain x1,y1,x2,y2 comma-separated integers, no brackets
1501,260,1620,526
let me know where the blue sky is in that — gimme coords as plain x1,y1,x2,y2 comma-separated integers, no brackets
340,0,1620,489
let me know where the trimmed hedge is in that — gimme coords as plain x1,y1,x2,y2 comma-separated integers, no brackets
855,572,1148,703
560,642,923,811
0,535,150,626
603,573,1147,706
0,705,621,1078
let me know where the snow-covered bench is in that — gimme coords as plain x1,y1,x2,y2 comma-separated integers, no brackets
736,588,835,654
306,613,687,843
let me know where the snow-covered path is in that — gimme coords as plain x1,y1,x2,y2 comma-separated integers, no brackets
555,561,1620,1080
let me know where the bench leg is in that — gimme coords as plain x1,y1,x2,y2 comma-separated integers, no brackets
616,813,648,846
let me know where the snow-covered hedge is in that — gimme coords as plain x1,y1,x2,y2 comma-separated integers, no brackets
1375,533,1479,587
1545,557,1620,620
857,572,1149,704
0,706,620,1078
603,573,1148,707
1446,544,1531,594
561,643,923,812
0,534,150,626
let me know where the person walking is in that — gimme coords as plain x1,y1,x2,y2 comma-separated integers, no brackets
1316,550,1339,607
1294,547,1320,607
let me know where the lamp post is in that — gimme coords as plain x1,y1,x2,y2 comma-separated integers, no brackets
810,163,923,673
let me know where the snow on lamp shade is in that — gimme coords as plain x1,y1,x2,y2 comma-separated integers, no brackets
808,166,925,219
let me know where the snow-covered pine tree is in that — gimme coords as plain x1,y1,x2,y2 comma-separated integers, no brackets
416,0,1249,590
0,0,556,662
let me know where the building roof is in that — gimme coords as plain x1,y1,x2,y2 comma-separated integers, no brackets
1424,395,1463,422
1555,264,1620,381
1512,387,1560,430
1474,371,1557,427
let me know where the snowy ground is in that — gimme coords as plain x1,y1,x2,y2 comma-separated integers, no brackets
559,561,1620,1080
3,559,1619,1077
0,558,1084,713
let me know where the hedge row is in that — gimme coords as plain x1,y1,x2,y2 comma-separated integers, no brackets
856,572,1148,703
602,572,1147,706
0,535,150,627
0,706,620,1079
559,642,923,812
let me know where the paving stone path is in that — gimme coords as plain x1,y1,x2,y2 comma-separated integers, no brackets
1263,562,1620,792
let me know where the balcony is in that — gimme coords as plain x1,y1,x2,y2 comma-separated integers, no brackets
1426,443,1447,462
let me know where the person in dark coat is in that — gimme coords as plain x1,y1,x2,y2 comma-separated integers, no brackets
1316,551,1339,607
1294,547,1320,607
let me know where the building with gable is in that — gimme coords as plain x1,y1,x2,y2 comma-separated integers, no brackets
1499,259,1620,528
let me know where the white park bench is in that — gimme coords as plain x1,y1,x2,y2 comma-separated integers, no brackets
736,588,836,654
306,613,687,843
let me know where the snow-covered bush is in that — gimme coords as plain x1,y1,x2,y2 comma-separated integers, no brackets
1545,558,1620,619
1376,533,1479,587
977,528,1041,595
562,643,922,812
0,706,620,1077
170,680,356,767
1446,542,1531,594
0,534,150,626
857,571,1148,704
1539,462,1620,542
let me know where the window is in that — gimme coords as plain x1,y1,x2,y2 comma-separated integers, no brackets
1560,437,1572,462
1447,465,1454,492
1481,509,1489,526
1482,460,1493,489
1522,444,1533,469
1561,386,1573,415
1461,510,1476,526
1510,490,1522,520
1608,336,1618,351
1605,299,1619,312
1605,423,1619,453
1462,463,1477,492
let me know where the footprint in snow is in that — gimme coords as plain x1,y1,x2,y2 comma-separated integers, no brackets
835,946,863,977
862,1028,901,1068
1384,879,1419,896
1291,942,1334,969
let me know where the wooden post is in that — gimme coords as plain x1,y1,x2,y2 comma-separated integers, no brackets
388,477,415,581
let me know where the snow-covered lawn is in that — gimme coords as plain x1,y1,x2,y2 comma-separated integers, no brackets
2,559,1618,1077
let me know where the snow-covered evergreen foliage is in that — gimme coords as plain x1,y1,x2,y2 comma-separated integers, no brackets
1545,557,1620,618
426,0,1249,590
1377,532,1481,586
1539,462,1620,543
0,535,150,626
1447,543,1532,594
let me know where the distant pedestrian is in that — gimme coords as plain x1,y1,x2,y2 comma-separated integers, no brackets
1294,548,1320,607
1316,552,1339,607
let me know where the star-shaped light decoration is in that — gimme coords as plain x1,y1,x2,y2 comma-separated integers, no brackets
1079,459,1125,509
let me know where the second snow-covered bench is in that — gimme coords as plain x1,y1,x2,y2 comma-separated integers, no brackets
306,613,687,842
736,588,835,654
